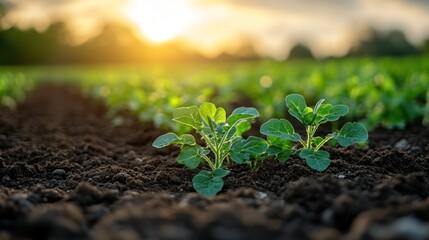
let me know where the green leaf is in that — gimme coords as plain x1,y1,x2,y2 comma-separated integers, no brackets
192,169,229,197
230,151,249,164
177,146,202,169
277,150,292,163
179,134,196,145
235,121,251,136
285,94,307,123
212,168,230,178
267,145,282,155
243,136,269,155
266,136,292,163
330,105,349,119
313,98,325,114
260,118,300,141
315,104,349,124
199,102,226,124
335,122,368,147
214,107,227,124
173,106,202,129
303,107,315,125
227,107,259,126
299,149,330,172
267,135,292,149
231,137,268,164
152,133,179,148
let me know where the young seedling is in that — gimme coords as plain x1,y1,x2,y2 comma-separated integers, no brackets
152,102,268,197
260,94,368,172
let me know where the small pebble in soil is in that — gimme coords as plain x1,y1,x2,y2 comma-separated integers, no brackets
113,172,129,183
52,169,66,180
131,158,143,166
255,191,268,200
336,174,346,179
394,139,410,151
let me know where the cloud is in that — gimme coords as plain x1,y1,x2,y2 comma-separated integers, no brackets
1,0,429,58
185,0,429,58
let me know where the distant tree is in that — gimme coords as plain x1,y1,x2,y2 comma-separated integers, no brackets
288,43,314,60
349,29,419,57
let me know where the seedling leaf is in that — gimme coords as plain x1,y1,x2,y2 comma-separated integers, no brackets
199,102,226,124
227,107,259,126
212,168,230,178
231,137,268,164
152,133,179,148
335,122,368,147
313,98,325,114
179,134,196,145
192,169,229,197
285,94,307,123
315,104,349,124
173,106,202,129
299,149,330,172
277,150,292,163
177,146,202,169
260,118,300,141
266,136,292,163
235,121,251,136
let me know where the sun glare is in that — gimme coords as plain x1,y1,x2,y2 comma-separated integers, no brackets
125,0,195,43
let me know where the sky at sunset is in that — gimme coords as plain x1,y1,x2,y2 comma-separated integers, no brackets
1,0,429,59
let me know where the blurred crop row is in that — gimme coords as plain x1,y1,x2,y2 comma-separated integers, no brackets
1,55,428,130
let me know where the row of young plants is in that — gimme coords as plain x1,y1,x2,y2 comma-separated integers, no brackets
0,69,36,109
1,57,428,132
17,55,428,132
231,56,429,129
153,94,368,197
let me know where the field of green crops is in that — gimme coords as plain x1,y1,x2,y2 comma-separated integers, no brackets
1,55,429,130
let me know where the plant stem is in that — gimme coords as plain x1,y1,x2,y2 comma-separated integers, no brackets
306,126,311,148
314,136,333,151
201,154,215,170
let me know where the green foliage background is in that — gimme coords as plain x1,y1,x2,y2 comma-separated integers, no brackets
1,55,428,130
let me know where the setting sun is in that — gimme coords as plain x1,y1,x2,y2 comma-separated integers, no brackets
125,0,195,43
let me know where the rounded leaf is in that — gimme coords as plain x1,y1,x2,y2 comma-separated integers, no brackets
177,146,202,169
192,169,229,197
199,102,226,124
227,107,259,126
152,133,179,148
231,137,268,164
299,149,330,172
179,134,196,145
285,94,307,123
336,122,368,147
260,118,300,141
173,106,202,129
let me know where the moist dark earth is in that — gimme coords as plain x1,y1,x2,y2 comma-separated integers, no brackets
0,85,428,240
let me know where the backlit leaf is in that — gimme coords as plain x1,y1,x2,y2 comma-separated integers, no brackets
173,106,202,129
152,133,179,148
227,107,259,126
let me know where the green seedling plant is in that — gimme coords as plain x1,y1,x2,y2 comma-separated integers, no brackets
153,102,268,197
261,94,368,172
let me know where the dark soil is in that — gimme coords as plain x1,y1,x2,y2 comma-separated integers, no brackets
0,85,428,240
